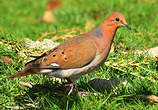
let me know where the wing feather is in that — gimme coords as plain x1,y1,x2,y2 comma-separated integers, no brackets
24,35,97,70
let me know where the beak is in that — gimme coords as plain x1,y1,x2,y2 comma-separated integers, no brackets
124,24,131,30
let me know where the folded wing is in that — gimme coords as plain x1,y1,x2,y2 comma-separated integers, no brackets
9,35,97,78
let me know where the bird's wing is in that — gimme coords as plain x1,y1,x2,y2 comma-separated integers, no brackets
25,35,97,70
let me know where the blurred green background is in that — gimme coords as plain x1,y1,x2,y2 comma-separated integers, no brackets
0,0,158,49
0,0,158,109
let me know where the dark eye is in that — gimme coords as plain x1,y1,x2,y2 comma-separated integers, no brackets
115,18,120,22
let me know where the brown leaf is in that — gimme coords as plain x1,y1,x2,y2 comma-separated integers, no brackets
46,0,62,9
0,56,13,65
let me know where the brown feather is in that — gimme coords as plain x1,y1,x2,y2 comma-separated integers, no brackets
8,70,32,78
9,12,130,79
24,34,97,69
8,67,53,78
8,35,97,78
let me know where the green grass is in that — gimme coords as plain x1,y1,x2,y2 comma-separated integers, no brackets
0,0,158,109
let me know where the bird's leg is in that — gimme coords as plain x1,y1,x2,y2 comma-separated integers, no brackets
65,78,74,95
65,83,74,95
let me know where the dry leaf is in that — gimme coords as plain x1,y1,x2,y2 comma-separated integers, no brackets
19,82,34,88
43,10,55,22
141,95,158,103
0,56,13,65
46,0,62,9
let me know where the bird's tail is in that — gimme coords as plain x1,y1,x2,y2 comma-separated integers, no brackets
8,69,33,78
9,67,54,78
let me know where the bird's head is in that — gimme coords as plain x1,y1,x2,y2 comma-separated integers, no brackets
105,12,131,30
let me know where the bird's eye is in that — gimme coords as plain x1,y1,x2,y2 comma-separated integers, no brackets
115,18,120,22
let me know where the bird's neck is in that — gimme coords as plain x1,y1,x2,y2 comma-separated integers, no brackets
91,23,118,53
96,23,118,61
101,22,118,40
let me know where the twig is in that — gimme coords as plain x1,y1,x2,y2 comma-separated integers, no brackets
37,27,80,41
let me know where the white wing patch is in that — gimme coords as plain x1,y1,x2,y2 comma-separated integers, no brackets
38,69,53,73
51,63,60,67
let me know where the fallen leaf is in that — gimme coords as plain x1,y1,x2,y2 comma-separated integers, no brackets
46,0,62,9
141,95,158,103
19,81,34,88
43,10,55,22
0,56,13,65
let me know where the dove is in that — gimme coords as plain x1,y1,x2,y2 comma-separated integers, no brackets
9,12,131,95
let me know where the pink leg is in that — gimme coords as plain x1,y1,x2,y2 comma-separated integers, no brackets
65,83,74,95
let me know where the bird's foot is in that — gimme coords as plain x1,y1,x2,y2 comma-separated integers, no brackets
65,83,74,95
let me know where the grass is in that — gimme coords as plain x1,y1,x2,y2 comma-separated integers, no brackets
0,0,158,109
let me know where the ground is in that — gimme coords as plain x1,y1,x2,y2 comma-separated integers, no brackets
0,0,158,109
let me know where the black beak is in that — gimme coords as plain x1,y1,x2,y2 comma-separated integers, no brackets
124,24,131,30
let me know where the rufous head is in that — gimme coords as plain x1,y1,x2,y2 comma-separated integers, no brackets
103,12,131,30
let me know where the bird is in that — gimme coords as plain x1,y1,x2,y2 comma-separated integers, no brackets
9,12,131,95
